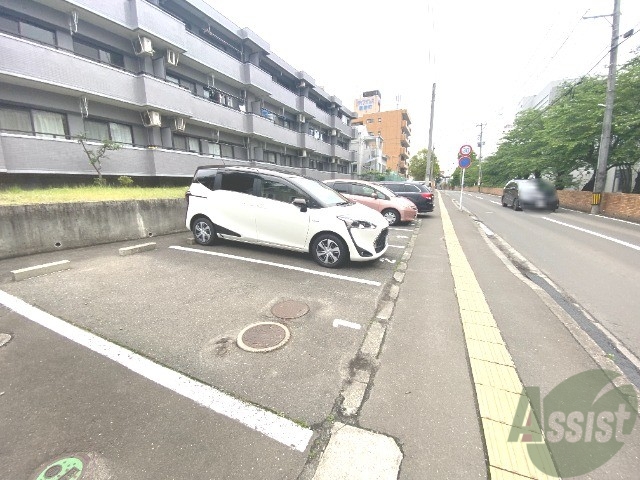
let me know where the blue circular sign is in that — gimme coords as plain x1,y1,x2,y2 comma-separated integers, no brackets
458,156,471,169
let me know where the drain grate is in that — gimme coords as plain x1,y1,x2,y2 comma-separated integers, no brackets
237,322,290,353
271,300,309,320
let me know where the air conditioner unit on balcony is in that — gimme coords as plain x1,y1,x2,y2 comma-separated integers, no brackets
171,117,185,132
141,110,162,127
330,129,337,136
207,74,215,88
298,80,306,88
298,114,305,123
133,36,154,56
300,149,307,157
166,49,179,66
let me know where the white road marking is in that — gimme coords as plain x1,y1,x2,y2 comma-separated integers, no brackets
479,223,495,237
475,196,483,199
542,217,640,252
0,289,313,451
490,200,501,205
394,235,409,239
387,245,404,249
379,258,396,263
332,319,361,330
170,246,381,286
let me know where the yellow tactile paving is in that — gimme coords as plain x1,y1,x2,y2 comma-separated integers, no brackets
467,338,515,367
438,194,559,479
458,293,492,313
469,358,524,394
475,384,539,432
483,419,558,479
462,323,504,344
460,310,499,328
490,466,542,480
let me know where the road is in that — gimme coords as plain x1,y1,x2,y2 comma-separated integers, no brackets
447,190,640,372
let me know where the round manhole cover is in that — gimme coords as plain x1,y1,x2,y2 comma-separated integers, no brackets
31,453,106,480
0,333,11,347
271,300,309,320
237,322,290,353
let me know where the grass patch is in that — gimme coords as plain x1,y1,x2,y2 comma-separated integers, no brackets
0,185,188,205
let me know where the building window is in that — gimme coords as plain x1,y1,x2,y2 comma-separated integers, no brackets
0,106,68,138
73,39,125,68
173,135,201,153
166,73,196,95
378,118,382,122
366,118,373,124
0,107,32,133
202,142,220,156
84,119,133,144
0,14,57,46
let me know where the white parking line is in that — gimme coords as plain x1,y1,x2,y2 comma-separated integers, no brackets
387,245,404,249
394,235,409,239
542,217,640,251
0,289,313,452
490,200,501,205
169,246,382,286
333,319,361,330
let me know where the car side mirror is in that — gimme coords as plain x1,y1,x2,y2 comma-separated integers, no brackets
371,192,378,199
292,198,308,212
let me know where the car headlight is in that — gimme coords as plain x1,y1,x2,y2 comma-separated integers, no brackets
338,216,376,229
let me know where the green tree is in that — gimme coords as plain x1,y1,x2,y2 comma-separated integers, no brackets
408,148,440,183
77,133,122,185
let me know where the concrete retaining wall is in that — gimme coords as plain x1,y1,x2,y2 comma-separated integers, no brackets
0,199,188,259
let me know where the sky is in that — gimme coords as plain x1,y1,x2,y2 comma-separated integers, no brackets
204,0,640,175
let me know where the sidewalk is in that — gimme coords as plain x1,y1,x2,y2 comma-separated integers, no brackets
352,193,640,479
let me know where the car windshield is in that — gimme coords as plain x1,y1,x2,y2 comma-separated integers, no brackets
291,176,352,207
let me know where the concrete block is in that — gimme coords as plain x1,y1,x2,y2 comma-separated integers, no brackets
11,260,71,281
118,242,157,256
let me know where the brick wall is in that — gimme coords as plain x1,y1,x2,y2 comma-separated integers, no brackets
477,187,640,223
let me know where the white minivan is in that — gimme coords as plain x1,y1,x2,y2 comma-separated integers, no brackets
185,166,389,268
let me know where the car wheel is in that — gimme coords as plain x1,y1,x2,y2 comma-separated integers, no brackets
513,198,521,211
381,209,400,226
192,217,217,246
311,233,348,268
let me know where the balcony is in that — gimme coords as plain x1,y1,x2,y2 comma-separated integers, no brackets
184,32,244,82
191,97,245,131
1,34,142,107
297,97,331,126
300,134,331,156
130,0,187,50
331,144,352,162
245,115,299,146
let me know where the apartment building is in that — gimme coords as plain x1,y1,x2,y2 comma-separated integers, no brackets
350,125,386,175
351,91,411,176
0,0,357,184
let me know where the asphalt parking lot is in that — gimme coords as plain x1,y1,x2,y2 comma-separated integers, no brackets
0,219,419,478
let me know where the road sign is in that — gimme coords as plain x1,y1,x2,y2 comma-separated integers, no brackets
458,156,471,169
459,144,473,156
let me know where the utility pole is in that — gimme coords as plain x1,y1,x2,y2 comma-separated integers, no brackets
591,0,621,214
477,122,486,190
425,83,436,187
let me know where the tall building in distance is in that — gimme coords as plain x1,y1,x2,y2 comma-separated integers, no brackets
351,91,411,176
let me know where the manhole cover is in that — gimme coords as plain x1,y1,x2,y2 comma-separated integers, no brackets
271,300,309,319
237,322,290,353
31,453,97,480
0,333,11,347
